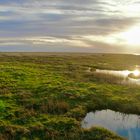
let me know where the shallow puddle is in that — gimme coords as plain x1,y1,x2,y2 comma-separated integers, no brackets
95,69,140,85
81,109,140,140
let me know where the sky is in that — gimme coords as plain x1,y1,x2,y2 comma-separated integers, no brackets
0,0,140,53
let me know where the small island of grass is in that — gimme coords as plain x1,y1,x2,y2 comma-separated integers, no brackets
128,73,140,79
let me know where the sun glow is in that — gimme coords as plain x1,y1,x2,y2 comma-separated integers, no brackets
133,70,140,76
119,26,140,46
83,25,140,47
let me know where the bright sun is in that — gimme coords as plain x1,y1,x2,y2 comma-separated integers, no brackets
120,26,140,46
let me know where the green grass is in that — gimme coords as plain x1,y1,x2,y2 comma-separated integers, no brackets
1,52,140,139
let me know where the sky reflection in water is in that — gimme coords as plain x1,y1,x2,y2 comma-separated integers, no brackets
82,110,140,140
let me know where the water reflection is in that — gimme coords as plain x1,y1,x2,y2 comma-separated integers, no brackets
82,110,140,140
95,69,140,85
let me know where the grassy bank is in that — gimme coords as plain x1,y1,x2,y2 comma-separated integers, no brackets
1,53,140,139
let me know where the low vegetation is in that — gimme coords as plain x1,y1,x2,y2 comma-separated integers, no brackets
1,53,140,139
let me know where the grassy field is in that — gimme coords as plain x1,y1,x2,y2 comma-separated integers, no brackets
1,52,140,140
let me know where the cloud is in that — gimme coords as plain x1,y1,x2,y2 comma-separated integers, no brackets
0,36,89,48
0,0,140,53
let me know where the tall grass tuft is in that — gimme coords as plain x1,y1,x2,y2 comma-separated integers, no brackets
40,100,70,114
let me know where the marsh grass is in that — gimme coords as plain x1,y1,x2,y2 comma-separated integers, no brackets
0,100,6,112
83,72,140,88
84,72,125,84
40,100,70,114
0,53,140,139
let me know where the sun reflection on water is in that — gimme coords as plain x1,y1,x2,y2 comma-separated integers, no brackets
133,70,140,76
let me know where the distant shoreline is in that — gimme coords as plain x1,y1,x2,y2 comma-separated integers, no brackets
0,52,140,56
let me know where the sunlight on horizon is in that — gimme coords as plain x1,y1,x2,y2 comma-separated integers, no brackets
83,24,140,51
119,25,140,46
0,0,140,53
